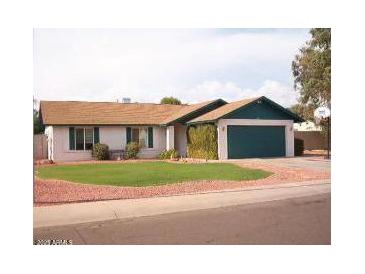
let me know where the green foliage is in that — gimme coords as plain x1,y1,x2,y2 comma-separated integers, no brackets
159,149,180,159
160,96,182,105
92,143,109,160
290,103,316,122
33,111,45,134
187,124,218,160
126,141,140,159
292,28,331,142
294,138,304,156
292,28,331,112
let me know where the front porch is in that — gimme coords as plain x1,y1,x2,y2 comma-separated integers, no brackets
165,123,188,157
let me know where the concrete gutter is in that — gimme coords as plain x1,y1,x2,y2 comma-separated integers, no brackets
34,179,330,228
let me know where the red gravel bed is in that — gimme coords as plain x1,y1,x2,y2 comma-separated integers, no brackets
34,161,330,206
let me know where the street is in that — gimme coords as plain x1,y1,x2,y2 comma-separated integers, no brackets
34,193,330,245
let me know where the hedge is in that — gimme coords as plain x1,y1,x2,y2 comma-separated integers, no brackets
126,141,140,159
158,149,180,159
187,124,218,160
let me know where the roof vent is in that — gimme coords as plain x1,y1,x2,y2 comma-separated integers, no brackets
122,97,131,103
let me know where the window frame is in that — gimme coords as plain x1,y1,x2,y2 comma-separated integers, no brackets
130,127,149,149
84,128,94,150
71,127,94,151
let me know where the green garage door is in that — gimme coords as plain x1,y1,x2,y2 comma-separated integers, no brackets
227,125,286,159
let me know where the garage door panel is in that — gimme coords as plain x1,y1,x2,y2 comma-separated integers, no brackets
227,125,286,159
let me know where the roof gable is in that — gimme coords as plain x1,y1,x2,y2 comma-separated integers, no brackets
162,99,227,125
187,97,259,124
188,96,303,124
223,97,302,121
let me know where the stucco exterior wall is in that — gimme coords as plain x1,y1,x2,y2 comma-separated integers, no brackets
52,126,93,162
217,119,294,159
99,126,125,150
174,123,187,157
49,125,167,162
138,126,166,158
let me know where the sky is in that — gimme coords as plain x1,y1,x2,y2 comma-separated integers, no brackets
34,28,310,107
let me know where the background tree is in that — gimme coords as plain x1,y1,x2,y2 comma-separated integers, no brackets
292,28,331,121
33,98,44,134
290,103,316,122
292,28,331,156
33,112,44,134
160,96,182,105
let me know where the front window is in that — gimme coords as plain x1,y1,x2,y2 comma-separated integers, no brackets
131,127,148,148
74,128,94,150
75,128,85,150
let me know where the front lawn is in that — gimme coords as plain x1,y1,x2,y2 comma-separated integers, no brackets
36,162,272,187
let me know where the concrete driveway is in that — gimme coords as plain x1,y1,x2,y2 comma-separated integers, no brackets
226,155,330,172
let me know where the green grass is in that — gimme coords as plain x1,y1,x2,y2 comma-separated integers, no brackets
36,162,272,187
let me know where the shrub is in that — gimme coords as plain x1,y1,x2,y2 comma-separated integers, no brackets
294,138,304,156
187,124,218,160
126,141,140,159
159,149,180,159
92,143,109,160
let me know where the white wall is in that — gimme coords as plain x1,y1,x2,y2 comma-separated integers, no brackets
174,123,187,157
49,125,167,162
100,126,125,150
138,126,166,158
217,119,294,159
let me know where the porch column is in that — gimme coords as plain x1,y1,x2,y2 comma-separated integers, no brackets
166,125,175,150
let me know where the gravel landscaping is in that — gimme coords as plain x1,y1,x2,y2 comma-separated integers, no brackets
34,160,330,206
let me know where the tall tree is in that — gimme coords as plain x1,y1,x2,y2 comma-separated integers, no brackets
290,103,316,122
33,111,44,134
160,96,182,105
33,98,44,134
292,28,331,121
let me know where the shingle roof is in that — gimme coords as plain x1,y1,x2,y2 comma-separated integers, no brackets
161,99,224,124
188,97,260,123
40,100,222,126
40,96,303,126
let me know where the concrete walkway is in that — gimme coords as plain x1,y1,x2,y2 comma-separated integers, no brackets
34,179,330,228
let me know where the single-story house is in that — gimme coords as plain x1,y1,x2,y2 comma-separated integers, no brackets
39,96,303,162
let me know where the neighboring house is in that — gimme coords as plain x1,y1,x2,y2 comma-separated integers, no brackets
40,96,303,162
294,121,321,131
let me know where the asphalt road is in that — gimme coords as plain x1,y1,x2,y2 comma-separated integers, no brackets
34,193,330,245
